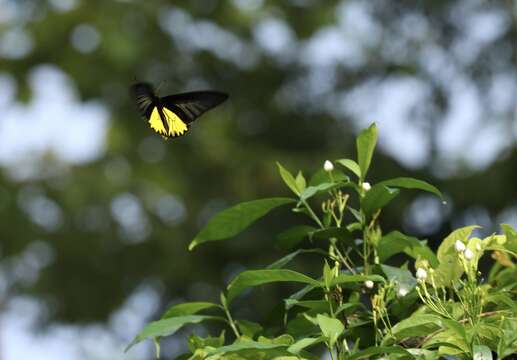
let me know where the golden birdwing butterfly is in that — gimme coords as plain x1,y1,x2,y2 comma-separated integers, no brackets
130,82,228,140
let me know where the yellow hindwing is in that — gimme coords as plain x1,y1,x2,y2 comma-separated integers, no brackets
148,107,188,138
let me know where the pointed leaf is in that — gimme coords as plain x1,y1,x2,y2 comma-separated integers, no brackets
378,231,438,267
310,227,353,243
330,274,385,287
362,185,399,217
189,198,295,250
237,320,263,339
125,315,222,352
356,123,377,181
389,314,442,341
336,159,361,178
284,299,330,313
295,171,307,193
348,346,411,360
204,337,297,358
227,269,320,304
277,162,301,195
473,345,493,360
300,182,346,202
162,302,220,319
288,336,324,354
437,225,479,262
317,314,344,346
309,168,348,187
380,264,417,292
377,177,442,199
206,339,287,356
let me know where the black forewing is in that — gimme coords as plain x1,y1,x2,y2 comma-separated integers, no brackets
161,91,228,123
130,82,157,119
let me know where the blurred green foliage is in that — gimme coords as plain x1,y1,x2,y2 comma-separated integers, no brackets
0,0,516,339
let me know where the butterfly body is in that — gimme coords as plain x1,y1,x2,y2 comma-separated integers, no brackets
130,82,228,139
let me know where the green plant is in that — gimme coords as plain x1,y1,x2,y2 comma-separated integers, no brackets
127,124,517,359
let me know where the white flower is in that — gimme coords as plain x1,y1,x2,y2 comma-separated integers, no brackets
455,240,466,252
475,243,481,251
416,267,427,280
364,280,374,289
398,287,409,297
464,248,474,260
362,182,371,191
323,160,334,172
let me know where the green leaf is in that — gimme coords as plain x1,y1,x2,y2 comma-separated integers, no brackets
336,158,361,178
226,269,320,304
362,185,399,217
125,315,222,352
295,171,307,193
335,302,363,316
288,336,324,354
405,348,441,360
188,332,225,352
388,314,442,342
258,334,294,345
286,313,319,339
380,264,416,292
277,162,301,195
330,274,385,287
500,223,517,254
310,227,353,243
205,339,287,356
316,314,344,346
501,223,517,241
309,168,348,187
437,225,479,262
189,198,295,250
486,293,517,314
323,261,334,289
378,231,438,267
433,225,479,286
161,302,220,319
237,320,263,339
284,299,330,313
299,182,344,202
441,319,467,343
433,254,464,287
348,346,412,360
276,225,317,250
377,177,443,199
473,345,493,360
356,123,377,181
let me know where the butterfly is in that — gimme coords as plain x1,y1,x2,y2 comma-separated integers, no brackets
130,82,228,140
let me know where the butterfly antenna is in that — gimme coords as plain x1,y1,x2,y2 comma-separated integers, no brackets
155,81,164,95
156,80,170,95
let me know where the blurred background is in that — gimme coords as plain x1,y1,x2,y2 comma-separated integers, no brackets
0,0,516,358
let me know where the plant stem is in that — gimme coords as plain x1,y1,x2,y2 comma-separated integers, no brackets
302,199,324,229
329,346,336,360
223,305,240,338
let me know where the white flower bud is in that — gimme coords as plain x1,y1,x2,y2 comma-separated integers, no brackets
475,243,481,251
455,240,466,252
323,160,334,172
416,267,427,280
362,182,371,191
398,287,409,297
364,280,374,289
464,248,474,260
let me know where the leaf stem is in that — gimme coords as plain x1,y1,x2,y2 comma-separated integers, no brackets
223,304,240,338
302,199,324,229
